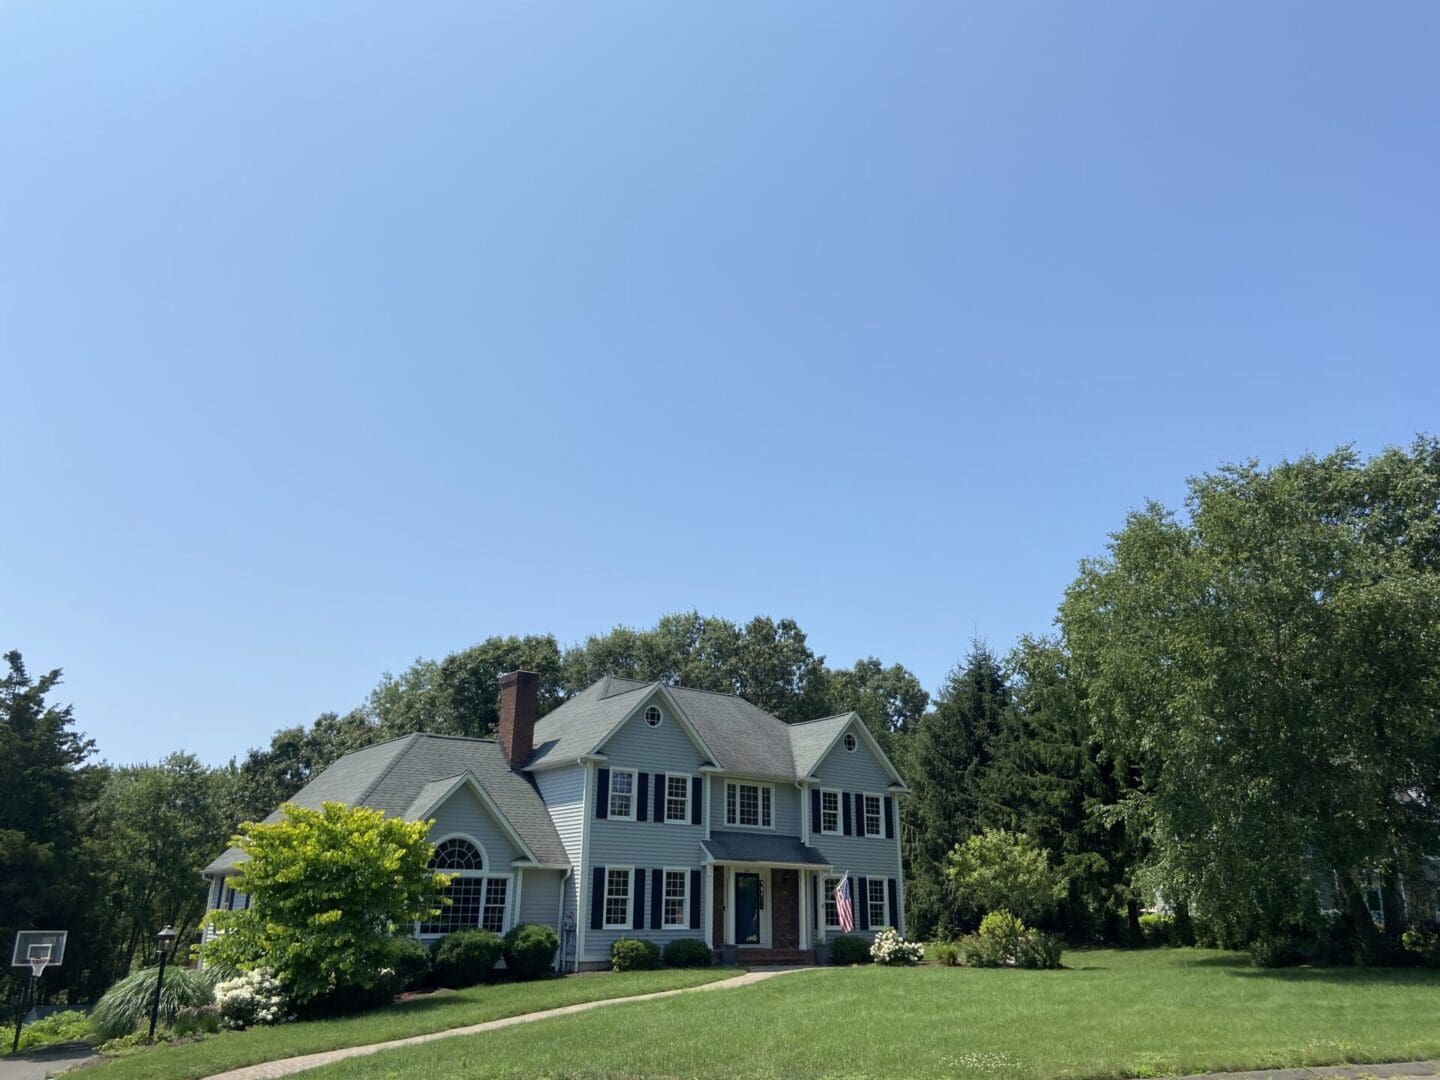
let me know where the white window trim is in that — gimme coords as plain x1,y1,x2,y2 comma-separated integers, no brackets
608,767,637,822
820,789,842,835
603,865,635,930
644,705,663,727
417,833,511,938
663,773,693,825
843,732,857,752
725,781,775,830
867,877,889,928
662,866,690,930
863,792,884,839
823,874,843,929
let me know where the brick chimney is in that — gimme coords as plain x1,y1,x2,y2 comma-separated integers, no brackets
498,670,539,767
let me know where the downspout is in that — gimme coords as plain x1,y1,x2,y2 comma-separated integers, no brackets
556,867,573,973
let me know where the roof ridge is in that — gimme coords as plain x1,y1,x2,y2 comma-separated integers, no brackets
354,732,424,806
790,711,855,727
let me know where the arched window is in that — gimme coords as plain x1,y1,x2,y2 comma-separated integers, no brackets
419,836,509,936
431,838,485,871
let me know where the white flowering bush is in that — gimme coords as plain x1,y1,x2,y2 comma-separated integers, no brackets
214,969,291,1029
869,927,924,966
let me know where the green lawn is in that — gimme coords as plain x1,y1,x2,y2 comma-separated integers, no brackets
83,967,738,1080
300,949,1440,1079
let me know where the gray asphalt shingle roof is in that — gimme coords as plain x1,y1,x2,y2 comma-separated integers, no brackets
702,831,832,867
527,676,859,783
203,733,568,875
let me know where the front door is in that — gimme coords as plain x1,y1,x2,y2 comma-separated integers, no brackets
735,872,762,944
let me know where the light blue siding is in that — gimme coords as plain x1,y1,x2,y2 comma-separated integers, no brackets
709,775,801,835
585,693,709,959
810,719,904,938
518,867,564,926
533,765,585,947
428,783,523,868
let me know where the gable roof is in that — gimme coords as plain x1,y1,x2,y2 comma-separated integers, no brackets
203,733,568,874
528,677,906,786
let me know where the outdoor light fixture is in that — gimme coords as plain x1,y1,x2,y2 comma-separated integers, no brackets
147,926,178,1042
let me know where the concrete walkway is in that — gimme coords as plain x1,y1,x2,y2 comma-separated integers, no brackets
1177,1063,1440,1080
205,966,813,1080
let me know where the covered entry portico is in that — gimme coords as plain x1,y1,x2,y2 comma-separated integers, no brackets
703,832,831,962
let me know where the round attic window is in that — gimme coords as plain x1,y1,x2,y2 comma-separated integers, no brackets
644,705,662,727
843,732,857,753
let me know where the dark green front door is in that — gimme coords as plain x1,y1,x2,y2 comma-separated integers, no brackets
735,873,761,944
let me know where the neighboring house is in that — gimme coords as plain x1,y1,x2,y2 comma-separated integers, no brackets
202,671,909,970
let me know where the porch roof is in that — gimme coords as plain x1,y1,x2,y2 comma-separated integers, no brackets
701,830,831,868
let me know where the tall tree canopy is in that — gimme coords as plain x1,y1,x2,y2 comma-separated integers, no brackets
901,642,1010,939
0,652,104,999
1061,439,1440,949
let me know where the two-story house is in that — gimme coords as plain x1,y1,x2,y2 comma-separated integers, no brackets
202,671,908,970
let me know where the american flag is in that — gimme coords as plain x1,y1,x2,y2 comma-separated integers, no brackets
834,872,855,933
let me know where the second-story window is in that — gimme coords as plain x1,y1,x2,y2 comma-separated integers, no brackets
864,794,882,837
726,782,772,828
821,790,840,834
665,774,690,823
609,769,636,820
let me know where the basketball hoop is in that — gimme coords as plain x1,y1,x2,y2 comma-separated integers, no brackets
25,943,51,979
10,932,66,1054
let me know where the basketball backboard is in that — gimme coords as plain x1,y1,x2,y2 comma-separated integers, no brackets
11,931,66,971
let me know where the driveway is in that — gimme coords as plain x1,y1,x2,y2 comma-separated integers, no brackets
0,1043,96,1080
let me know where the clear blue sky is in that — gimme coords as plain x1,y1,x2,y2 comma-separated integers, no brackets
4,2,1437,767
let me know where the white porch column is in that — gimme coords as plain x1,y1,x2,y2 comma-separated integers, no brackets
703,865,715,949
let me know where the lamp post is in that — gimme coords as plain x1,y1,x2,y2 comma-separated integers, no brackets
147,926,177,1043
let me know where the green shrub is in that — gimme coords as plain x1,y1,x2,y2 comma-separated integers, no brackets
829,936,872,965
215,969,291,1027
92,966,216,1040
1138,913,1173,947
503,924,559,979
1403,928,1440,968
385,935,432,990
97,1030,173,1056
610,938,662,971
957,932,1006,967
11,1010,94,1052
171,1005,221,1038
431,929,503,988
1016,930,1065,969
979,910,1025,956
1249,933,1309,969
663,938,713,968
931,941,962,967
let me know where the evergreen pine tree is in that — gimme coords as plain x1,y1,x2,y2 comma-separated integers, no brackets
901,642,1009,938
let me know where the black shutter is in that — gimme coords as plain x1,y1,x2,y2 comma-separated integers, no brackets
590,866,605,930
595,769,610,820
690,869,702,929
650,867,663,930
637,772,649,822
633,869,646,929
842,792,852,836
855,794,866,837
653,773,666,822
857,876,870,930
887,878,899,931
884,796,895,839
691,776,703,825
810,787,821,834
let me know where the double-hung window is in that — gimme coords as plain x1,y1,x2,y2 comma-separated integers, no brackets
664,774,690,823
609,768,636,820
823,875,842,928
604,868,632,928
820,790,841,834
662,869,689,929
725,782,773,828
863,794,882,837
867,878,888,928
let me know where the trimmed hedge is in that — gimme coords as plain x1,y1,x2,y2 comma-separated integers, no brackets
387,935,432,991
829,936,872,965
503,924,559,979
431,929,503,988
1138,913,1174,947
663,939,713,968
611,938,662,972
